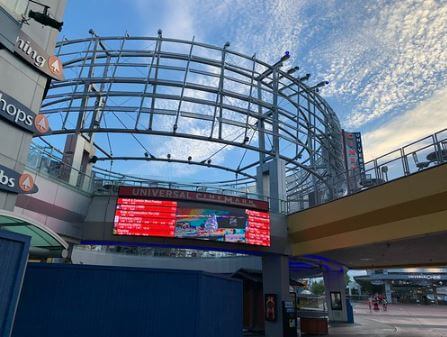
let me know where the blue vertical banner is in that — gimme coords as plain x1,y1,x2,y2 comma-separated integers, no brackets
342,130,366,190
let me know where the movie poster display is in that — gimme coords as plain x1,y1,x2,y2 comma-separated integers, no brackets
265,294,277,321
330,291,342,311
113,189,271,247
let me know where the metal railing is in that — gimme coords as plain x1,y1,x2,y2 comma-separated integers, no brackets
26,144,94,194
91,170,289,214
287,128,447,213
26,128,447,214
26,144,277,204
74,244,249,258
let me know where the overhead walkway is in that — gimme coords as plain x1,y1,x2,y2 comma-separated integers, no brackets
14,128,447,269
288,163,447,269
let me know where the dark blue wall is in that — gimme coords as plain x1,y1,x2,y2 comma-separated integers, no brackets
0,230,30,337
12,263,242,337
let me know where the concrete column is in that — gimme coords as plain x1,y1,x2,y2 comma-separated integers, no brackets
323,270,348,322
0,31,35,211
61,134,95,190
0,0,67,210
262,254,289,337
432,286,438,305
384,281,392,303
256,158,286,213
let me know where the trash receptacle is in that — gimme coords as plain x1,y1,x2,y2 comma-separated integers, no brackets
299,316,328,335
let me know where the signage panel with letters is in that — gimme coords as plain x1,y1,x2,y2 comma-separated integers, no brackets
0,164,38,194
14,30,64,81
0,90,50,134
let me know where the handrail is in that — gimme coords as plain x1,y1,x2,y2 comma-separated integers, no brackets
287,128,447,213
27,128,447,215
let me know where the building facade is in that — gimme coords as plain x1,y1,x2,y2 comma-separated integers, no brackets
0,0,66,211
355,268,447,304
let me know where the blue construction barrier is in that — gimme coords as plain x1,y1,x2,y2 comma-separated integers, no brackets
12,263,243,337
0,230,30,337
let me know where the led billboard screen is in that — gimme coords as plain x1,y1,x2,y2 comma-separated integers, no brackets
113,188,270,247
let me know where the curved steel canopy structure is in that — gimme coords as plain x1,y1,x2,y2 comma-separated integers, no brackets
37,32,345,200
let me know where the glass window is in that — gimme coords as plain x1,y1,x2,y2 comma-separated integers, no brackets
0,0,28,17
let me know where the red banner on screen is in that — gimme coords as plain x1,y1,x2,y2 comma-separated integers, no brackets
113,196,270,247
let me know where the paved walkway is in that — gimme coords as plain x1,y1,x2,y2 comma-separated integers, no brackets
244,303,447,336
327,303,447,337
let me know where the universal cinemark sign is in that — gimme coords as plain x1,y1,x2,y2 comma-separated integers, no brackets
0,90,50,134
0,164,38,194
14,31,64,81
118,187,270,211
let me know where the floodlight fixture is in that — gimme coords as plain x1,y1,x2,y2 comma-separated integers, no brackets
281,51,291,62
287,66,300,75
300,73,311,82
260,51,291,80
27,0,63,31
316,80,329,88
310,80,329,92
88,155,98,164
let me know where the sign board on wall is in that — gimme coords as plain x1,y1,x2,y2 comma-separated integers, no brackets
118,187,270,211
0,90,50,134
0,164,38,194
14,30,64,81
114,187,271,247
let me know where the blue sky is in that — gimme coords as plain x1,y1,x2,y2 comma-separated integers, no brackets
53,0,447,181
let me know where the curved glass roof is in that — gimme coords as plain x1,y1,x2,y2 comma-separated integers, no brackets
0,212,68,258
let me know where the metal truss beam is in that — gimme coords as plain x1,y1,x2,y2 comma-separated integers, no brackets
38,34,346,196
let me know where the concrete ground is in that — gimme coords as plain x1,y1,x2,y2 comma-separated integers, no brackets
326,303,447,337
244,303,447,336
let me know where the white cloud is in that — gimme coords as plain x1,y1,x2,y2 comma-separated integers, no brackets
194,0,305,64
101,1,447,180
136,0,196,40
362,87,447,161
160,0,196,40
311,0,447,128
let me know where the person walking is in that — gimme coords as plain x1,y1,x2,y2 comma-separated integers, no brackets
373,293,380,311
382,298,388,311
368,296,372,312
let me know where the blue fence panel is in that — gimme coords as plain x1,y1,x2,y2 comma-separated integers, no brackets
0,230,30,337
197,273,243,337
12,263,242,337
